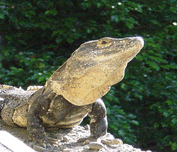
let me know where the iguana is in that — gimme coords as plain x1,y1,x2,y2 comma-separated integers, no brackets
0,36,144,147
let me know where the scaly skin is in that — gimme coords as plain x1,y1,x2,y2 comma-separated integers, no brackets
0,36,144,147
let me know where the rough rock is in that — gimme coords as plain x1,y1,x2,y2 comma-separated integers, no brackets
88,142,104,150
0,119,151,152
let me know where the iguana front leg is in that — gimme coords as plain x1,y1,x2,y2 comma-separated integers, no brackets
27,88,59,147
78,99,107,143
89,99,107,139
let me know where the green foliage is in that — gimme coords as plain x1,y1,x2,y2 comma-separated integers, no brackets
0,0,177,151
104,88,139,145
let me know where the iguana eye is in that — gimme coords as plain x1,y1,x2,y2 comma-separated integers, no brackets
101,41,107,44
97,38,112,48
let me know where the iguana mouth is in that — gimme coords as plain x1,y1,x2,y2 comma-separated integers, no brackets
136,36,144,46
124,36,144,50
115,36,144,53
121,36,144,61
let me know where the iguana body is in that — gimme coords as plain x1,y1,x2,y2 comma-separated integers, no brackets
0,36,144,146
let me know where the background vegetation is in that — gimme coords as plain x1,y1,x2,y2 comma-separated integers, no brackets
0,0,176,151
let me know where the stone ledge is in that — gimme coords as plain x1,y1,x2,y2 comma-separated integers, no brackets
0,143,12,152
0,119,151,152
0,131,35,152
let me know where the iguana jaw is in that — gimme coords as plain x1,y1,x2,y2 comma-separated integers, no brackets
101,36,144,86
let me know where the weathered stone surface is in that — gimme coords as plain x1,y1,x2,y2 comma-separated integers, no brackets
62,148,73,152
88,142,104,150
0,131,35,152
101,138,123,146
0,119,151,152
0,143,12,152
32,145,46,151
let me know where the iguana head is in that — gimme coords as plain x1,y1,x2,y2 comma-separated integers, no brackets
46,37,144,106
73,36,143,61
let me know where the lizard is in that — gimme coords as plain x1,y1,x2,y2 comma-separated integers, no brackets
0,36,144,147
